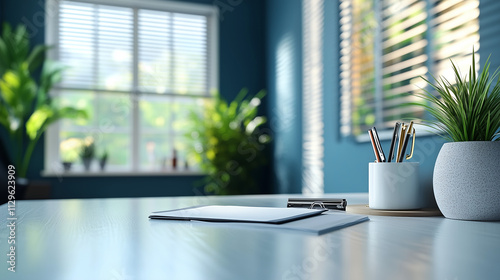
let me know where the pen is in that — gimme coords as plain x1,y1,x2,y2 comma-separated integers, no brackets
371,127,386,162
368,129,381,162
398,121,414,162
387,122,400,162
405,127,416,160
396,123,407,162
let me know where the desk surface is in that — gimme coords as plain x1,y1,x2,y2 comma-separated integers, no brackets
1,193,500,280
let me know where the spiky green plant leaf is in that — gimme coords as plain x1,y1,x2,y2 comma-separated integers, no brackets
412,49,500,142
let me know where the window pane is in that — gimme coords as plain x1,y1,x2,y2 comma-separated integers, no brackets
433,0,480,81
59,91,96,128
139,134,173,171
340,0,479,137
170,97,205,134
350,0,377,136
139,96,172,131
59,1,95,88
59,1,133,90
61,92,132,132
96,93,132,131
139,96,204,170
138,10,172,94
98,133,131,167
59,92,132,169
172,13,208,95
381,0,427,127
138,9,208,95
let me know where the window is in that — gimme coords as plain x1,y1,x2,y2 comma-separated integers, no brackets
340,0,479,139
45,0,218,173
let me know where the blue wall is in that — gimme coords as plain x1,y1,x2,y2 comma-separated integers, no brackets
266,0,303,194
1,0,268,198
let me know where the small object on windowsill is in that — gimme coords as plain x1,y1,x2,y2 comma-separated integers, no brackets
99,150,108,171
172,149,177,170
184,160,189,170
62,161,73,172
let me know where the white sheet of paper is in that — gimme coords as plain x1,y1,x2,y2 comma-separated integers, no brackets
149,205,326,224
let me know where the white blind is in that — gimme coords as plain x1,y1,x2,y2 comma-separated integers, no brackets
340,0,480,138
58,0,209,95
302,0,324,194
138,10,208,95
59,2,133,91
432,0,480,81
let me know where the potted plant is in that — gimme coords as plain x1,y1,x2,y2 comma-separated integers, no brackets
0,23,87,179
414,50,500,220
98,150,108,171
80,137,95,171
60,138,81,171
186,89,270,195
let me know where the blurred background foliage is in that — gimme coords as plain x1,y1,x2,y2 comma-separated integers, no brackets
186,89,271,195
0,23,87,177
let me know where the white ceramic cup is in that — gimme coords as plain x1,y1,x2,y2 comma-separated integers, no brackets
369,162,422,210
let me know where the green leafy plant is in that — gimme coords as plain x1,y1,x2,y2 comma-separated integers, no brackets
80,138,95,160
0,23,87,177
60,138,81,163
186,89,270,195
414,50,500,142
99,150,108,162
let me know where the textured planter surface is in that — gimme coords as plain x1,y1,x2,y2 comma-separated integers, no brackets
434,141,500,220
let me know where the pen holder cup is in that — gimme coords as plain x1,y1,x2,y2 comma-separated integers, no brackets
369,162,422,210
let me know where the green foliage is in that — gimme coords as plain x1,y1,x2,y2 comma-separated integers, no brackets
185,89,270,195
80,138,95,159
99,150,108,162
0,23,88,177
414,50,500,142
60,138,81,162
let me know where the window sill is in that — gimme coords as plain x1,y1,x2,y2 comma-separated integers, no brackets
41,170,206,177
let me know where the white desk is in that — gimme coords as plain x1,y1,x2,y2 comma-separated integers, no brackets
1,194,500,280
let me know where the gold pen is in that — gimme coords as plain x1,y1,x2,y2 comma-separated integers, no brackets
398,121,414,162
396,123,407,162
405,128,416,160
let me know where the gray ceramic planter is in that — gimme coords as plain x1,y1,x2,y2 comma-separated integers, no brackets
434,141,500,220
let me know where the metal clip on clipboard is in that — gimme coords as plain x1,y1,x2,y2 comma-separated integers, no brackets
287,198,347,211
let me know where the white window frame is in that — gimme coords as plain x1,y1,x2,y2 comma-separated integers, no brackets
43,0,219,175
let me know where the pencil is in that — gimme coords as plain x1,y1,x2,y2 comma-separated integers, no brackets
368,129,381,162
